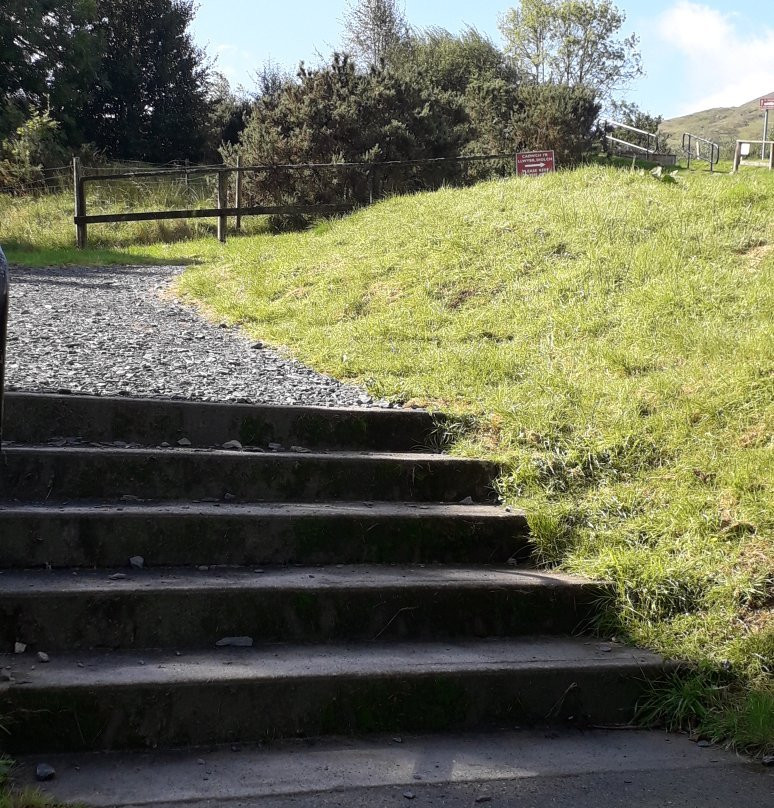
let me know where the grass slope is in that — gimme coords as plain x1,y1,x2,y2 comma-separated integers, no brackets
1,165,772,750
662,91,774,152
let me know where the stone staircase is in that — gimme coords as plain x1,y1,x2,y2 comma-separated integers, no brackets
0,393,665,753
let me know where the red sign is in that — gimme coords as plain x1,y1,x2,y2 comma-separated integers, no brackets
516,150,555,177
760,98,774,109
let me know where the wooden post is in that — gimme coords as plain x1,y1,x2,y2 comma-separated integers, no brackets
73,157,87,248
235,156,242,231
184,159,190,194
217,169,228,243
367,166,374,205
769,142,774,171
732,141,741,174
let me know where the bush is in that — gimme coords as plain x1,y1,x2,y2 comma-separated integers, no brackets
510,84,601,165
0,112,68,194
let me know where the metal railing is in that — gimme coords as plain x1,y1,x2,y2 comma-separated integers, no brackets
0,247,8,449
681,133,720,172
602,119,660,157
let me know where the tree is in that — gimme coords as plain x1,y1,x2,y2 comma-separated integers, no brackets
391,27,521,153
511,83,600,163
0,0,99,142
78,0,212,161
341,0,409,67
229,54,468,212
499,0,642,99
206,73,251,159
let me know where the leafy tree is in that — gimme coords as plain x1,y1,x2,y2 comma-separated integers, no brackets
499,0,642,100
341,0,409,67
78,0,212,161
0,0,99,141
391,27,521,153
206,73,251,159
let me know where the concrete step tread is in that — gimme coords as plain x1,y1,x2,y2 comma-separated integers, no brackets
0,565,594,594
2,445,473,462
0,501,521,519
3,392,440,452
0,638,664,689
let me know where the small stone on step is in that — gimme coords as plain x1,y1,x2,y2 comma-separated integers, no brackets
290,445,311,453
403,792,416,800
222,440,243,451
35,763,56,782
697,740,712,748
459,496,474,505
761,756,774,766
177,438,192,447
36,652,50,663
109,573,127,580
597,644,613,653
129,556,144,569
198,566,209,572
216,637,253,648
120,494,140,502
14,642,26,654
268,443,283,451
475,797,493,804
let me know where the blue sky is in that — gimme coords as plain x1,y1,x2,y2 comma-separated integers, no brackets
190,1,774,118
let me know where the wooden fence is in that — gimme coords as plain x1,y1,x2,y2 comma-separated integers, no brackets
71,154,516,247
731,140,774,173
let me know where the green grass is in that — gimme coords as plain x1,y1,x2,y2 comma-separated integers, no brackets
1,164,772,752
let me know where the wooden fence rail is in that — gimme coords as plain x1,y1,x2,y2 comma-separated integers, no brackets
72,153,517,247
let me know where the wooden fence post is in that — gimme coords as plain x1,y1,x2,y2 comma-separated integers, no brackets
732,141,741,174
217,169,228,243
73,157,87,249
235,156,242,231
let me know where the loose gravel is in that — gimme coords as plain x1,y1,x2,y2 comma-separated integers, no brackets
5,264,376,407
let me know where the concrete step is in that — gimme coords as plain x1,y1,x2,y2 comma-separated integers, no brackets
0,446,498,503
0,638,667,752
2,392,442,451
15,730,771,808
0,566,604,651
0,501,528,569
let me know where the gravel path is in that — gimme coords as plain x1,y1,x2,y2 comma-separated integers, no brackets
5,264,375,407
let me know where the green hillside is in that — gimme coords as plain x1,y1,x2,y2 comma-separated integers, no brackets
662,92,774,152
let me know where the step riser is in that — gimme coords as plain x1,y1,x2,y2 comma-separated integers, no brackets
3,393,441,451
0,665,660,753
0,585,601,651
0,450,498,503
0,512,529,568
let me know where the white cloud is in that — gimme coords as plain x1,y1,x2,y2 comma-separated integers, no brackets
658,2,774,113
212,43,259,90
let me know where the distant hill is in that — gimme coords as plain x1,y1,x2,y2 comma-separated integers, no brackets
661,92,774,151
